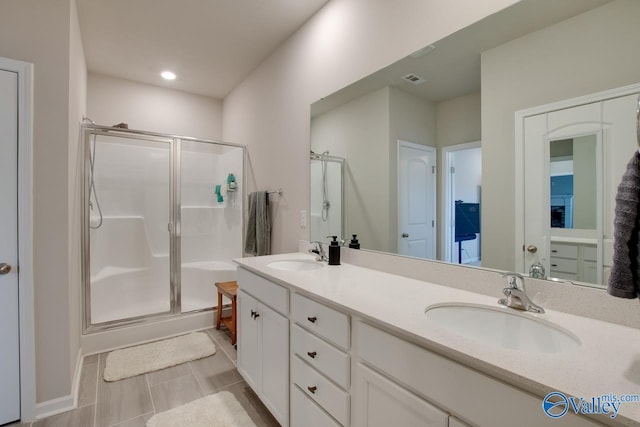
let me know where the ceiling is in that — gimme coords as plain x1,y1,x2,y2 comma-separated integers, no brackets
77,0,330,99
311,0,611,116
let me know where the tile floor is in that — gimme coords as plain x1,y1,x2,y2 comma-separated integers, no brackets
8,328,279,427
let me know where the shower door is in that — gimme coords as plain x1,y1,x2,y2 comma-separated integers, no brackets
309,155,344,242
85,132,173,326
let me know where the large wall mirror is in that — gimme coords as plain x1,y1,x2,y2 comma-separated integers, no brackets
309,0,640,290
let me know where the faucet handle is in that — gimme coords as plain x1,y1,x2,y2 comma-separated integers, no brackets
501,271,525,289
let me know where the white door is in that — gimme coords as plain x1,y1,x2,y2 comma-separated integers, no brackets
0,68,21,424
522,103,603,280
398,141,436,259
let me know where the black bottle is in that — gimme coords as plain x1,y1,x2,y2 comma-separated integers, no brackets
348,234,360,249
327,235,341,265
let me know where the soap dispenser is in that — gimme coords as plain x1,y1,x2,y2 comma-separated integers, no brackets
349,234,360,249
327,236,341,265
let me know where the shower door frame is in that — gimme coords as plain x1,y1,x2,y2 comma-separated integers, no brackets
81,125,246,333
309,153,346,241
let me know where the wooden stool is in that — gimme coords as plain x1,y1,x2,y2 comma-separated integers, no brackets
215,281,238,345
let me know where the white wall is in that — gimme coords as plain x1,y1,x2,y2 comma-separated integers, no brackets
436,92,481,149
482,0,640,271
223,0,520,255
87,72,223,140
0,0,84,405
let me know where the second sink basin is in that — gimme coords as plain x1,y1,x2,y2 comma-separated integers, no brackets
267,259,324,271
425,303,580,354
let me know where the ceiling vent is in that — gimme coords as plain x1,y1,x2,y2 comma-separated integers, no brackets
402,73,425,85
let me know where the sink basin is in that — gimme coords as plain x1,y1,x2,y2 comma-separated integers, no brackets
267,259,324,271
425,303,580,354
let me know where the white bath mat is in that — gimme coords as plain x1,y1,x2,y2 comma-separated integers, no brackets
104,332,216,381
146,391,257,427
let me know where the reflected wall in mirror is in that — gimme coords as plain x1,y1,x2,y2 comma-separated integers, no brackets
310,0,640,290
549,135,597,230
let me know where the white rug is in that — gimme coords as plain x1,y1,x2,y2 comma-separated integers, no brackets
104,332,216,381
146,391,257,427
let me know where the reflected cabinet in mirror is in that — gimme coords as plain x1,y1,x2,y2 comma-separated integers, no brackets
309,0,640,289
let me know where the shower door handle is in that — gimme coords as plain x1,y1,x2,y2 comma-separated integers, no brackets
0,263,12,275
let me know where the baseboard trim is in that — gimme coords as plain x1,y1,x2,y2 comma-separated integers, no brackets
34,350,83,419
35,395,74,419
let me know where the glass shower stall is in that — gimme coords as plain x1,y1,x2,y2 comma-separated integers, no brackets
82,125,245,332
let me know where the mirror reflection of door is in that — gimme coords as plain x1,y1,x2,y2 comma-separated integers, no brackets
397,141,436,259
520,90,639,287
550,136,597,230
443,143,482,265
309,153,344,242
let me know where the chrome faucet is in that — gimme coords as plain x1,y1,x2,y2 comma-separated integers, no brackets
498,272,545,314
309,241,327,262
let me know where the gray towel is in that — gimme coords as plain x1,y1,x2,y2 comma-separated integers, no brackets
608,151,640,299
244,191,271,256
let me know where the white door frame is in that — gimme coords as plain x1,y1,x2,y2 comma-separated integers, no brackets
441,141,481,263
396,140,436,258
0,57,35,422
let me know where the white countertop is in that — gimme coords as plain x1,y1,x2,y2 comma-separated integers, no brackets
234,252,640,426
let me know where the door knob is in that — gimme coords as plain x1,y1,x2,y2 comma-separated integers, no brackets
0,263,11,275
526,245,538,254
402,233,409,238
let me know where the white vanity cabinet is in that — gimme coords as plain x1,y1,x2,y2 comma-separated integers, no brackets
237,267,289,426
549,242,601,285
353,320,604,427
290,292,351,426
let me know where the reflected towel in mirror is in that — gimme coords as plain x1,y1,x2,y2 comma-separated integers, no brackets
608,151,640,299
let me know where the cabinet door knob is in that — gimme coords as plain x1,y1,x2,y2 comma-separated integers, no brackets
307,316,317,323
251,310,260,319
307,351,317,359
307,386,317,394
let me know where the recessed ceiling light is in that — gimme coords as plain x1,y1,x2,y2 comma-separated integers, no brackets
161,71,176,80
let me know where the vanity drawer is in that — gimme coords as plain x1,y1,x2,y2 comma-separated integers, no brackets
291,383,341,427
292,324,350,389
549,257,577,274
237,267,288,315
549,243,577,259
292,355,349,426
583,245,597,262
291,293,349,350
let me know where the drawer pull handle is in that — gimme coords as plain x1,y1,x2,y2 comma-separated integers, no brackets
307,316,317,323
551,264,558,267
307,386,317,394
551,250,558,253
307,351,317,359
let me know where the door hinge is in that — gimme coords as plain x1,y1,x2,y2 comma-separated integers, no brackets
432,165,435,174
432,220,435,227
450,166,455,174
